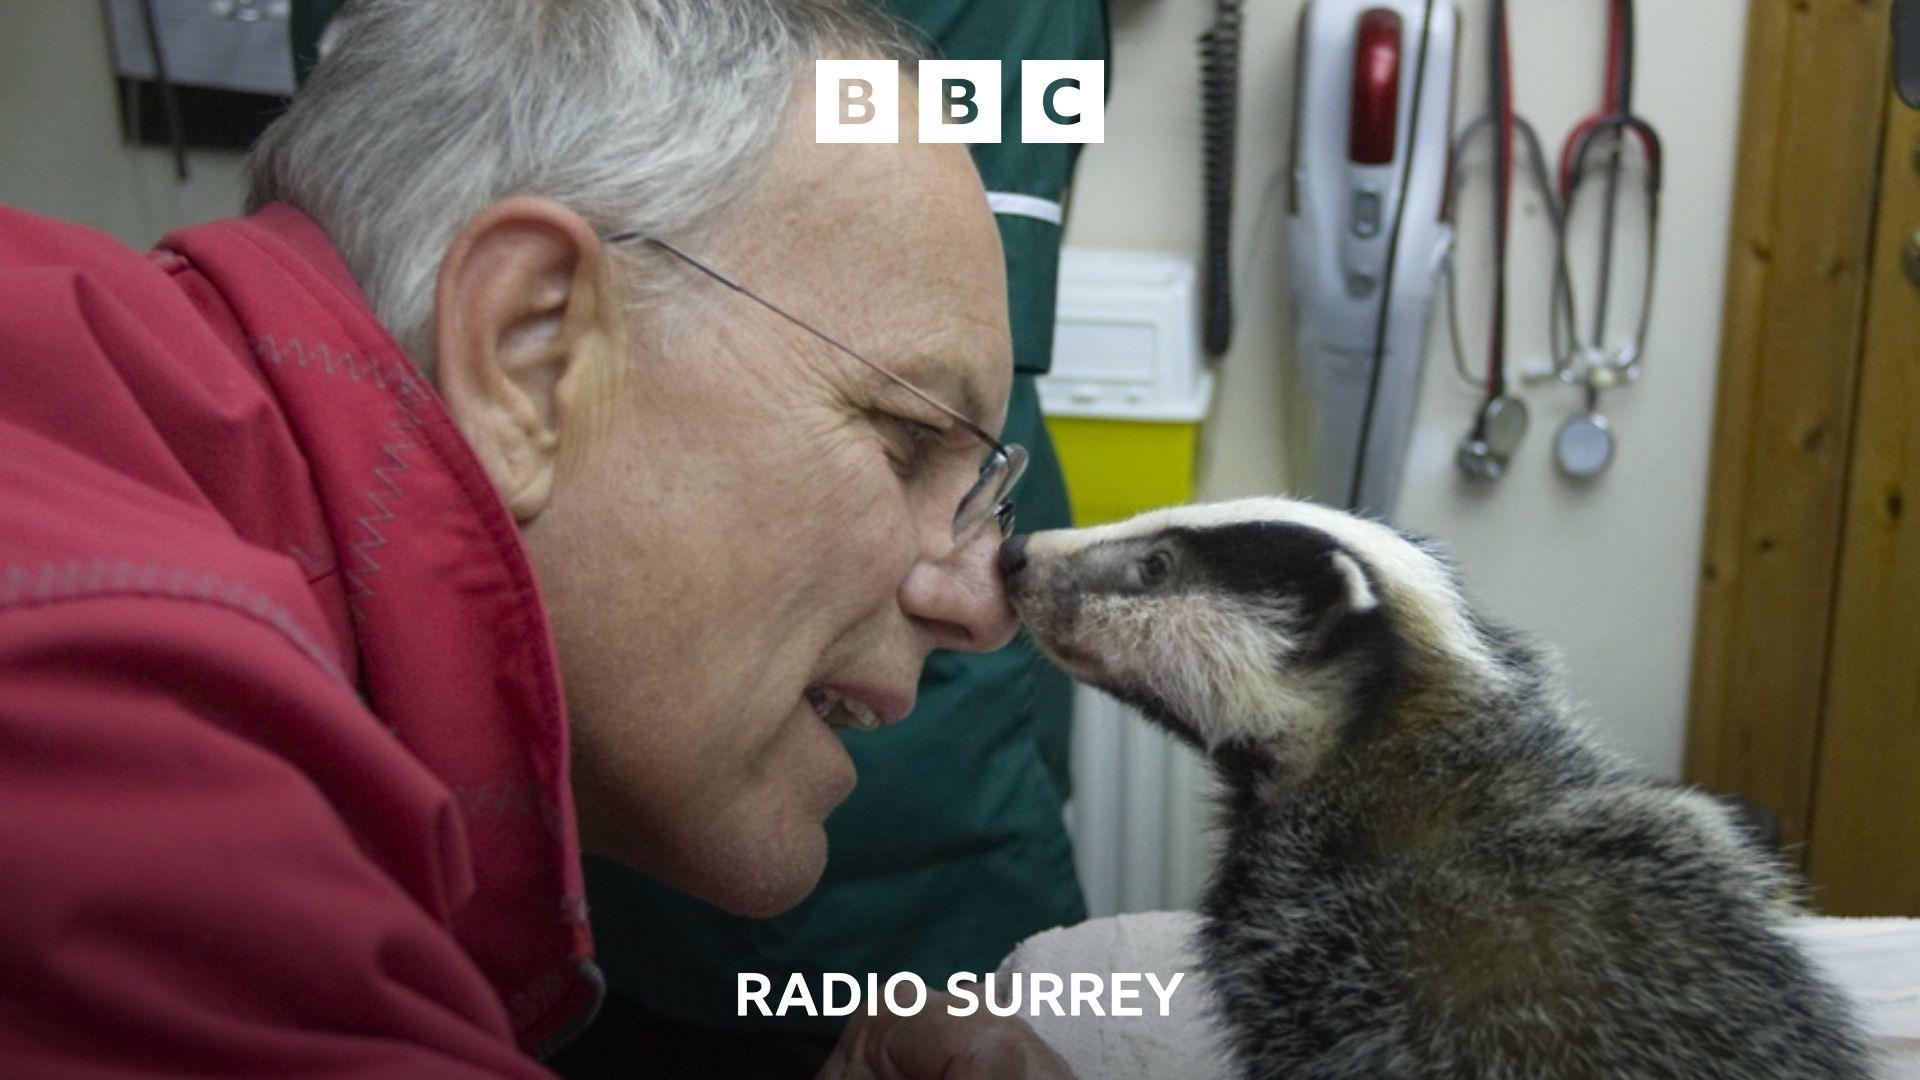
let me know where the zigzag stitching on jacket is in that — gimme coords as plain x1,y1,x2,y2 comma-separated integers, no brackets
250,335,431,613
251,333,429,396
345,408,424,605
256,331,572,801
0,560,347,686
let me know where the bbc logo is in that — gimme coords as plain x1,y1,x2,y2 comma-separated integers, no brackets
816,60,1105,144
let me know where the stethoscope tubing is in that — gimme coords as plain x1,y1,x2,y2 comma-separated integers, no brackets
1445,0,1663,395
1441,0,1578,409
1553,0,1662,385
1441,0,1663,482
1553,112,1662,386
1443,113,1574,394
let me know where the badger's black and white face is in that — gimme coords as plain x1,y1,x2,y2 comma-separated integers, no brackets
1003,497,1497,770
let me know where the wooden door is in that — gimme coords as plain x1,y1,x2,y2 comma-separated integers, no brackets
1687,0,1920,915
1805,98,1920,915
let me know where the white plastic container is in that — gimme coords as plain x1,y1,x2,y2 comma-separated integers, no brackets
1039,248,1215,524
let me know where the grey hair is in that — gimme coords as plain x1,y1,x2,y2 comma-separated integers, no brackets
247,0,923,372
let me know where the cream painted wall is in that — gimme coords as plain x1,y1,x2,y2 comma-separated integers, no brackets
1065,0,1747,778
0,0,249,248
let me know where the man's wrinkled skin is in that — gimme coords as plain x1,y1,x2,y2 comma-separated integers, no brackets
429,77,1071,1078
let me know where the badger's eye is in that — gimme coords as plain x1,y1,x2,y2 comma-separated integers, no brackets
1138,550,1173,588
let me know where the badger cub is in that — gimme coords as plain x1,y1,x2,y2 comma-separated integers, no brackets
1002,497,1867,1080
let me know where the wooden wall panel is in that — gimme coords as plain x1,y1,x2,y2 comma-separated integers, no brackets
1807,99,1920,916
1685,0,1892,858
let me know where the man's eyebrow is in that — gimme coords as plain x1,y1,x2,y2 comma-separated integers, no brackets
887,354,993,434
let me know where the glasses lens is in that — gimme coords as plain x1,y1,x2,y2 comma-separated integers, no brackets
952,443,1029,545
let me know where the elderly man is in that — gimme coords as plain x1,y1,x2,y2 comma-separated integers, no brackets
0,1,1070,1076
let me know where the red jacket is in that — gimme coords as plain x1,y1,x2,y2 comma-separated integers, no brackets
0,204,601,1076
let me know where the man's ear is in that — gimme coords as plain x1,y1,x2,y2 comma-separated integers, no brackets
434,196,618,522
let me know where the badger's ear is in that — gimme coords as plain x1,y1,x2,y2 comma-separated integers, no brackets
1327,551,1380,614
1293,548,1385,664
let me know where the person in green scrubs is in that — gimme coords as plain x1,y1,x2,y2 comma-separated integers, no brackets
292,4,1107,1075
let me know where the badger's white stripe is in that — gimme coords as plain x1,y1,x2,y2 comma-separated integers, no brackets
1024,496,1502,681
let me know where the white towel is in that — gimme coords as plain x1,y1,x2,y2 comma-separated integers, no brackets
997,912,1232,1080
998,912,1920,1079
1784,917,1920,1078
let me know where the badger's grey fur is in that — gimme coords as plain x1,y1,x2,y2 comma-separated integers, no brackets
1002,497,1869,1080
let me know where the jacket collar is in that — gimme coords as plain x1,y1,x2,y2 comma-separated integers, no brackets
159,204,601,1054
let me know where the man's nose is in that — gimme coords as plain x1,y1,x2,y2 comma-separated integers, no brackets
900,534,1019,653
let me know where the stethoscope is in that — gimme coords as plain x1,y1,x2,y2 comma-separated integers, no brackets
1543,0,1663,479
1445,0,1567,480
1444,0,1662,481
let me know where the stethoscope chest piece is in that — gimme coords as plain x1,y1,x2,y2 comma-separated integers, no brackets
1480,394,1530,457
1554,410,1615,478
1457,394,1529,480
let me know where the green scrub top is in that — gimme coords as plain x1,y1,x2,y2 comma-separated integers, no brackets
292,0,1107,1046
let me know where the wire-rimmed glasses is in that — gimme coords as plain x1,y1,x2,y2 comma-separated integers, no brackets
603,232,1027,547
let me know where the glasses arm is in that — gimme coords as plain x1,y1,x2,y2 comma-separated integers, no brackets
605,232,1016,459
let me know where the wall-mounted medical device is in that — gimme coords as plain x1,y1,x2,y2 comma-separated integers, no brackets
1286,0,1458,518
103,0,297,166
106,0,296,97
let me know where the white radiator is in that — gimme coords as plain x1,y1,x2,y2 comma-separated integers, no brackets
1065,684,1219,917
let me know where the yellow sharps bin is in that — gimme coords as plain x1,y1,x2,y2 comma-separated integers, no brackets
1039,250,1215,527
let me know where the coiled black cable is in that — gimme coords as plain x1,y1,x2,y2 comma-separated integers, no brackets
1199,0,1243,358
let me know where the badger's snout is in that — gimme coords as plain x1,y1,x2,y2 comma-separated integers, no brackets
998,534,1029,581
1000,531,1065,622
1002,528,1094,671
